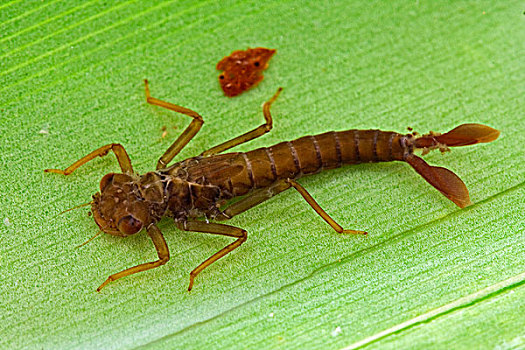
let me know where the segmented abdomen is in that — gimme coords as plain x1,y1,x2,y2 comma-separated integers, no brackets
221,129,408,197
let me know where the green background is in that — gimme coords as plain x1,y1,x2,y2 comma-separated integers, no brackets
1,1,524,349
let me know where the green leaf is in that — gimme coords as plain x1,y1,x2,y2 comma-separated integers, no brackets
1,1,523,349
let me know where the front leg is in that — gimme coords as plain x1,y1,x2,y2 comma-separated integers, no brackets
45,143,133,175
96,225,169,291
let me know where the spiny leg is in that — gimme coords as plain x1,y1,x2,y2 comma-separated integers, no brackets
97,224,169,291
286,179,367,235
217,179,365,234
144,79,204,169
176,221,247,291
44,143,133,175
200,87,283,157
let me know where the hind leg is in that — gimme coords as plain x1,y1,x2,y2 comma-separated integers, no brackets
200,87,283,156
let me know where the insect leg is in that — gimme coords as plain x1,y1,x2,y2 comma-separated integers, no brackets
200,87,283,156
176,221,247,291
96,224,169,291
144,79,204,169
286,179,367,235
44,143,133,175
215,179,292,220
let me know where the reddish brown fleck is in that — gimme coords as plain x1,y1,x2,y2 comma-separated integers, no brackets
217,47,276,97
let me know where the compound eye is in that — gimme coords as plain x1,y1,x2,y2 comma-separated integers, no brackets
117,215,143,235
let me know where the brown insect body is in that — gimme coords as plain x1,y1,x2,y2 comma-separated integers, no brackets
170,130,408,207
46,81,499,291
94,125,498,235
94,130,405,232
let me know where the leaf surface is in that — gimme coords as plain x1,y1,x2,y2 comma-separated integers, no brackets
1,1,524,349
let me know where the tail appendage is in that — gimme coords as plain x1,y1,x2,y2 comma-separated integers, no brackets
406,154,471,208
408,124,499,208
415,123,500,149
